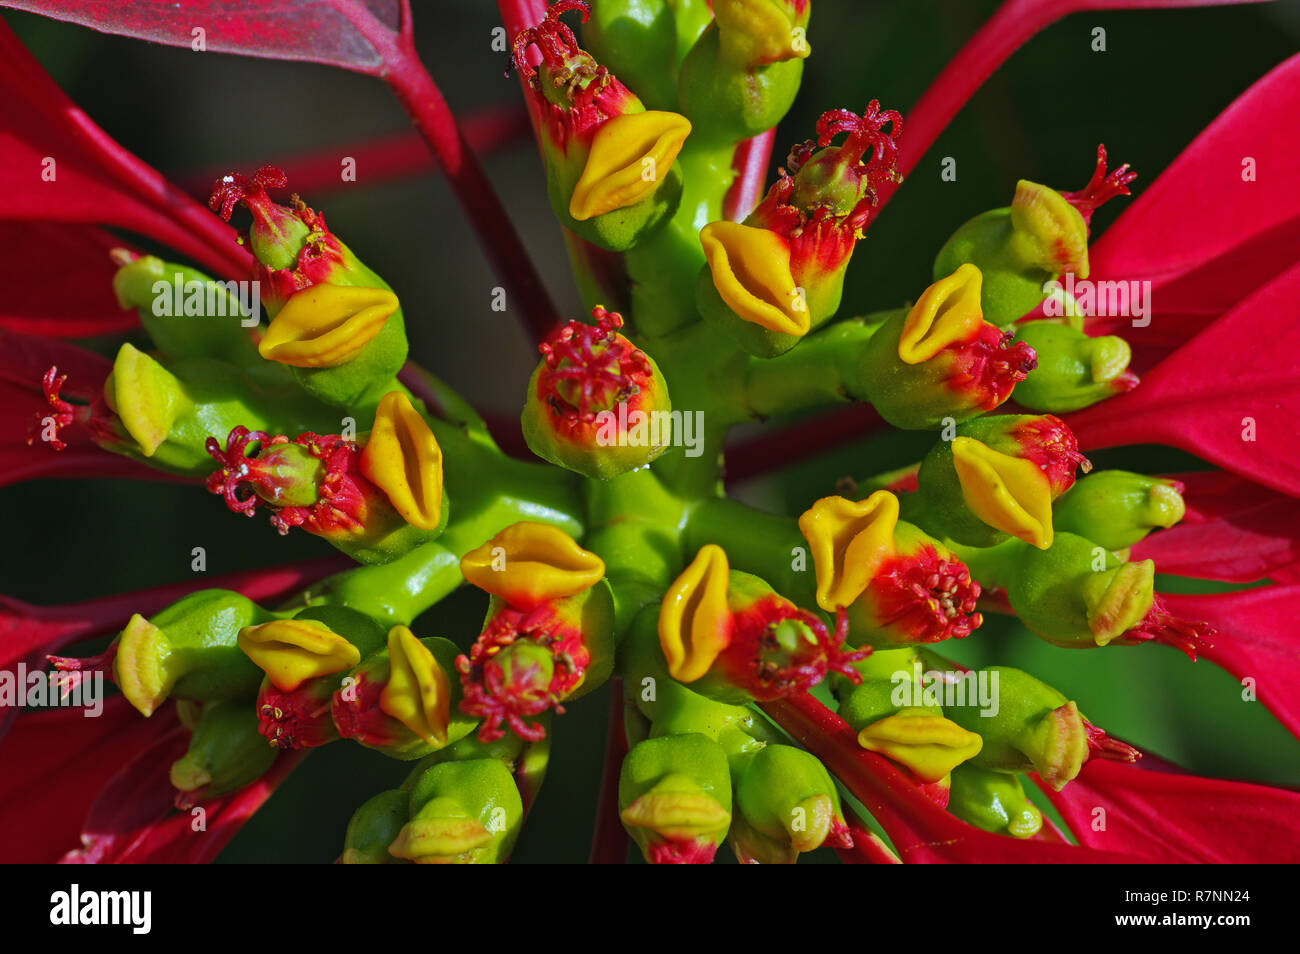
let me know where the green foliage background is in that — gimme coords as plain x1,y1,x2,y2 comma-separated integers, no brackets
2,0,1297,862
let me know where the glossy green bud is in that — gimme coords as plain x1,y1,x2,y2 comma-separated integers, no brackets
948,764,1043,838
583,0,712,111
1007,532,1156,648
619,733,733,864
732,744,849,863
391,759,524,864
677,3,807,144
1012,322,1137,412
944,666,1089,790
113,254,262,368
341,789,411,864
1053,470,1186,550
110,590,273,717
170,700,278,804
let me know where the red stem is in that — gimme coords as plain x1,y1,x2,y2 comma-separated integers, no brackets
723,404,885,485
175,106,531,200
345,1,559,344
835,807,902,864
588,678,629,863
723,129,777,222
878,0,1272,215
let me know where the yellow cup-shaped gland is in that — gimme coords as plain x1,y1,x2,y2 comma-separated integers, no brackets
113,614,173,717
569,111,692,221
714,0,811,64
388,800,494,864
1010,180,1091,279
109,343,192,457
700,221,809,337
797,491,900,612
359,391,443,530
857,708,984,784
258,283,399,368
951,437,1055,549
379,626,451,746
658,544,733,683
897,264,984,365
459,522,605,609
620,774,732,842
237,618,361,693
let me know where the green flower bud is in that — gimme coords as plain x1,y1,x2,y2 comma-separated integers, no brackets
1007,532,1156,648
731,744,850,862
1012,322,1138,412
619,733,733,864
944,666,1088,790
1053,470,1186,550
341,789,411,864
104,590,273,717
677,2,808,144
582,0,711,112
209,167,408,407
170,699,278,806
112,254,262,368
912,414,1086,550
947,764,1043,838
521,308,673,479
390,758,524,864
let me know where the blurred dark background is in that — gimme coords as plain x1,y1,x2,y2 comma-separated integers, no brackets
3,0,1298,862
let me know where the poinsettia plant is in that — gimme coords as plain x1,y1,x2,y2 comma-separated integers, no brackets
1,0,1298,866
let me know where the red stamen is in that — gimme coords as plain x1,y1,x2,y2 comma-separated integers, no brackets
538,306,651,422
207,165,288,223
1083,720,1143,763
511,0,588,80
1061,144,1137,226
948,326,1038,411
28,366,77,451
257,685,337,750
1122,596,1215,661
47,642,119,698
1012,414,1091,495
203,426,369,536
720,600,869,700
869,547,983,643
456,604,589,743
646,838,719,865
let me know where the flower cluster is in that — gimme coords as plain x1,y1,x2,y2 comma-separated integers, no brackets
3,0,1298,867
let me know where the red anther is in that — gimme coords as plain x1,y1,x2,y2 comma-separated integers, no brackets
870,547,984,643
456,603,590,743
1122,597,1215,661
1061,144,1137,225
1083,720,1143,763
511,0,590,81
537,306,651,422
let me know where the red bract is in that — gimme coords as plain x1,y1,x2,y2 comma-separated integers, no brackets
1066,260,1300,497
1042,755,1300,864
1159,585,1300,741
1084,52,1300,372
1131,471,1300,583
